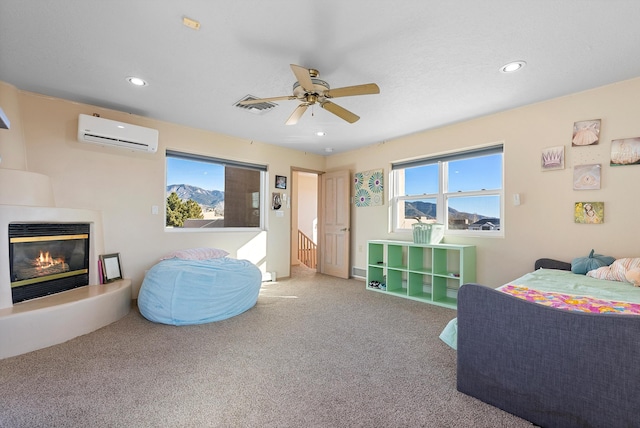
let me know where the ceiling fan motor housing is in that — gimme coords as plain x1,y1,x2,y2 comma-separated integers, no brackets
293,78,330,103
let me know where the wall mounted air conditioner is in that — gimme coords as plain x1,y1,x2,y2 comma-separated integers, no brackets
77,114,158,153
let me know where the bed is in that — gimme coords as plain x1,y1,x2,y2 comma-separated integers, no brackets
444,259,640,428
138,249,262,326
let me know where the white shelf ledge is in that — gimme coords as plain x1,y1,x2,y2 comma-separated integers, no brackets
0,279,131,359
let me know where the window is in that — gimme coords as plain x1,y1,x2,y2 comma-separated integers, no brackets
392,145,503,235
165,150,267,230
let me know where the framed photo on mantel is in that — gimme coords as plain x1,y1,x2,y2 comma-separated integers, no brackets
99,253,122,283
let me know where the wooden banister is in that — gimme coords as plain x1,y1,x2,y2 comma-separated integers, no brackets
297,229,317,269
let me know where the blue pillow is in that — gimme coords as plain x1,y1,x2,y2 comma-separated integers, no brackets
571,249,615,275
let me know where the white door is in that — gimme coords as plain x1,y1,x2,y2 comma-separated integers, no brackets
320,170,350,278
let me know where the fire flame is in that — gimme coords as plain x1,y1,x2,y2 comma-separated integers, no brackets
36,251,64,268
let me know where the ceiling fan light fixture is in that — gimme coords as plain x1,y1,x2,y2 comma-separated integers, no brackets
127,76,148,86
500,61,526,73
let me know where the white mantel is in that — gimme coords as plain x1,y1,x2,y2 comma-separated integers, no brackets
0,278,131,359
0,170,131,359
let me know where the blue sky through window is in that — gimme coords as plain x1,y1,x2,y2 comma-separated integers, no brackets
403,154,502,218
448,155,502,192
167,157,224,191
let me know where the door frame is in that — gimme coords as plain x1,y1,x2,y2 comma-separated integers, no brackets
290,167,323,271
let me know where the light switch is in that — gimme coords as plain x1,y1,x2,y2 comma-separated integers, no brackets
152,205,159,215
513,194,521,206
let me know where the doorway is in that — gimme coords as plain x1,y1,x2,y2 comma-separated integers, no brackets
290,168,351,279
291,170,319,276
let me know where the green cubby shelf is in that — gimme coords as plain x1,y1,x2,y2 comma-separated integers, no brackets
366,240,476,309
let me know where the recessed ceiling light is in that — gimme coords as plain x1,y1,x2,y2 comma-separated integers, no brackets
316,131,326,136
126,76,148,86
500,61,526,73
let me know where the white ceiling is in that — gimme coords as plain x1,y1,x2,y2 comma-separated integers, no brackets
2,1,640,156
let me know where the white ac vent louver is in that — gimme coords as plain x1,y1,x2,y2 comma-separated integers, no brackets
77,114,158,153
234,95,278,114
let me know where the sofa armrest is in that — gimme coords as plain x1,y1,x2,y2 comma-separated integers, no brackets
534,258,571,271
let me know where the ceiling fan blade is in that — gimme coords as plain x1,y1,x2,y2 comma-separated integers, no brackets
290,64,315,93
285,104,308,126
238,95,296,105
320,101,360,124
325,83,380,99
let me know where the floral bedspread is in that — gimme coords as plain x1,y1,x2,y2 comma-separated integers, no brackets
501,285,640,315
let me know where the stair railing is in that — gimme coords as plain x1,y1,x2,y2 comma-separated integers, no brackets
297,229,317,269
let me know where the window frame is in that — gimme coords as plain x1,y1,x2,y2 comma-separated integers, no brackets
391,144,504,238
165,150,268,232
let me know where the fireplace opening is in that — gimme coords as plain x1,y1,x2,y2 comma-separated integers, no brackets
9,223,90,304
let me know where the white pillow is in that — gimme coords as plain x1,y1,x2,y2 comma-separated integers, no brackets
586,265,618,281
160,247,229,261
586,258,640,282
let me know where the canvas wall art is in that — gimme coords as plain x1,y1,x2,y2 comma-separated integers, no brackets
572,119,601,146
610,137,640,166
354,169,384,207
574,201,604,224
573,164,601,190
541,146,565,171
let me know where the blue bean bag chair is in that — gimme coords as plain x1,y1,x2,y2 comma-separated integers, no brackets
138,257,261,325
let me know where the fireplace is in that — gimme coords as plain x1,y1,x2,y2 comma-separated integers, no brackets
1,205,132,360
9,223,90,304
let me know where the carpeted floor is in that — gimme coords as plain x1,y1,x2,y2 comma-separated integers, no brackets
0,266,532,427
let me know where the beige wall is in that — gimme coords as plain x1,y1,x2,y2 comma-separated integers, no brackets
3,77,639,293
0,81,27,170
326,77,640,286
8,88,325,296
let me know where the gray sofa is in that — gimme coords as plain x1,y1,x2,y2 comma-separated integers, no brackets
456,281,640,427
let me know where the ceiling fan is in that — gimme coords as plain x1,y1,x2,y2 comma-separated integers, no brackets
239,64,380,125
